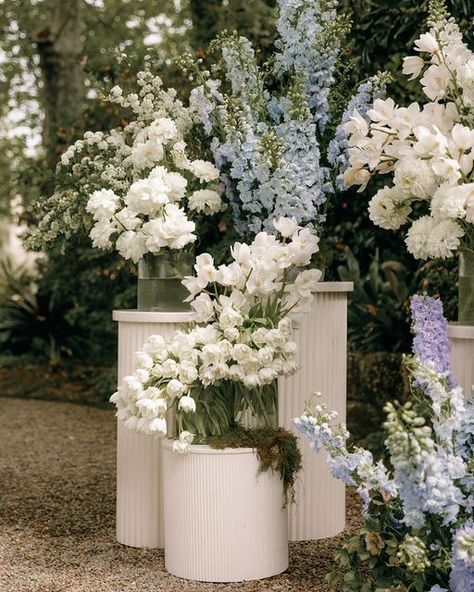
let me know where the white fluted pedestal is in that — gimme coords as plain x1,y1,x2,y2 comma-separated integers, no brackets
163,441,288,582
278,282,353,541
113,310,193,548
448,324,474,399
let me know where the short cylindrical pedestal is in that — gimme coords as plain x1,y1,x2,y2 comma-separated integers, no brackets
448,324,474,399
163,441,288,582
114,310,193,548
278,282,353,541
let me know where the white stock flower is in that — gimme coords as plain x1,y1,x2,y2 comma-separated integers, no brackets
405,216,464,259
368,187,412,230
393,157,437,199
86,189,120,221
186,159,220,182
188,189,222,215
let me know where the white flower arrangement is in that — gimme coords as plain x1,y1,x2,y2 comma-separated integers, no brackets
28,70,223,261
110,218,322,451
342,6,474,260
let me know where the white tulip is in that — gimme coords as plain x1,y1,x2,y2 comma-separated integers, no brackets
178,395,196,413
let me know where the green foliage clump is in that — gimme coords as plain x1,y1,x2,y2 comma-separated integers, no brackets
209,426,302,502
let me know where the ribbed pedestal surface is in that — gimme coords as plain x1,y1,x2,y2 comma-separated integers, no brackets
278,282,352,541
114,310,192,549
448,324,474,399
163,442,288,582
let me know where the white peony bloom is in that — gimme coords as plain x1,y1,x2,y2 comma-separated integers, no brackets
130,140,164,170
368,186,412,230
272,216,299,238
402,56,425,80
163,172,187,202
405,216,464,259
142,204,196,251
86,189,120,221
186,159,220,182
393,157,437,199
116,230,147,263
89,219,116,250
125,177,169,215
115,208,141,231
188,189,222,214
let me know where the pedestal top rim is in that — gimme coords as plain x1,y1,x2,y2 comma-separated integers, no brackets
448,323,474,339
313,281,353,293
113,310,194,323
162,439,255,455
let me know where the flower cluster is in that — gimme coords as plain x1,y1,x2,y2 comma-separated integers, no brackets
343,3,474,260
185,0,381,238
294,293,474,591
111,219,321,451
27,70,223,260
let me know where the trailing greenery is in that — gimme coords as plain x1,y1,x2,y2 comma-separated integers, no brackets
209,425,303,503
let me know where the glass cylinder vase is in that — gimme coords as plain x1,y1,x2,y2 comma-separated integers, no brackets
458,250,474,325
137,250,193,312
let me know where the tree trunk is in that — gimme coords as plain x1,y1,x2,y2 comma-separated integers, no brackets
36,0,84,167
189,0,224,52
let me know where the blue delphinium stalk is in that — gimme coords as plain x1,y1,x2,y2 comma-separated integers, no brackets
274,0,345,131
328,74,389,190
410,294,453,377
450,520,474,592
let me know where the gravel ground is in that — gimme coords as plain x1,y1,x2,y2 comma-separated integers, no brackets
0,397,361,592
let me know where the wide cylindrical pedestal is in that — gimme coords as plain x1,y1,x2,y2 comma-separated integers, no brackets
114,310,193,549
163,441,288,582
278,282,353,541
448,324,474,399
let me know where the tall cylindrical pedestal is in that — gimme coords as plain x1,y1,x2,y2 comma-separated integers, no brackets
278,282,353,541
113,310,193,548
448,324,474,399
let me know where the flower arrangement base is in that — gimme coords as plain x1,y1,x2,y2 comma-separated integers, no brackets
163,441,288,582
114,310,193,548
448,324,474,398
278,282,353,541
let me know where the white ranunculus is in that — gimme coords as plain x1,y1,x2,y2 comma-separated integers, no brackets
186,159,220,182
223,327,240,342
272,216,299,238
166,379,186,398
161,359,179,378
188,189,222,214
115,230,147,263
190,293,215,323
178,395,196,413
178,362,198,384
402,56,425,80
219,306,244,330
134,351,154,370
142,334,166,356
86,189,120,221
368,186,412,230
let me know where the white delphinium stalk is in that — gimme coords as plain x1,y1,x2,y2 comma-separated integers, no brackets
341,7,474,260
